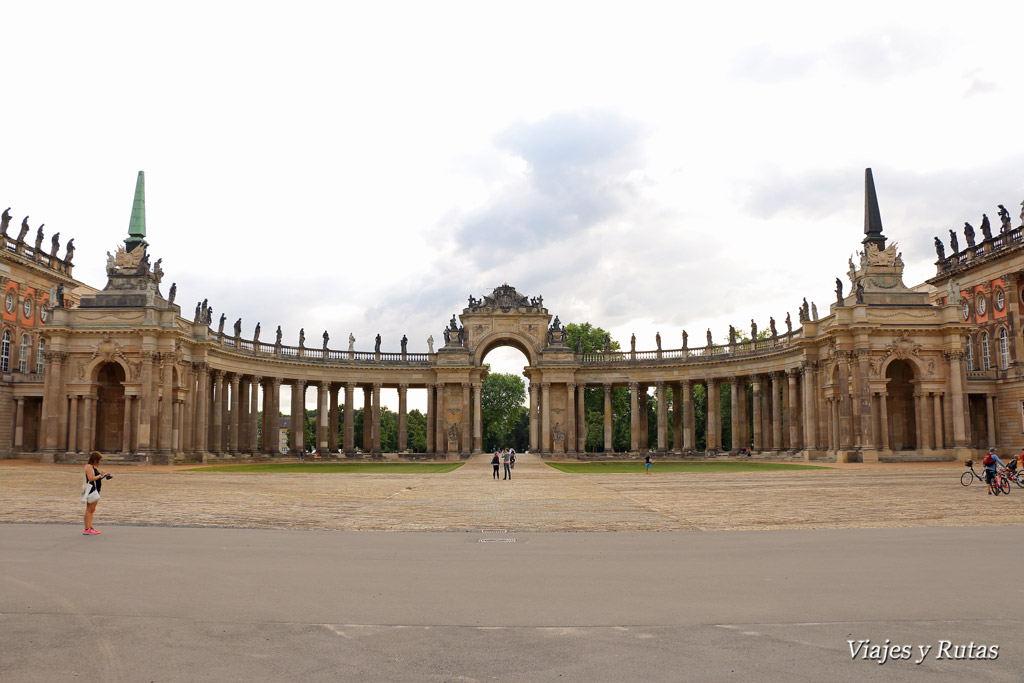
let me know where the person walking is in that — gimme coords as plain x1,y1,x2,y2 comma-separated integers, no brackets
983,447,1005,495
509,449,516,470
645,453,652,474
83,451,112,535
491,451,500,480
502,449,512,480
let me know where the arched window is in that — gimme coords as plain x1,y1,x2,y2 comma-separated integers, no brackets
18,334,29,372
965,336,974,371
0,330,9,373
36,338,45,374
981,331,991,370
999,328,1010,370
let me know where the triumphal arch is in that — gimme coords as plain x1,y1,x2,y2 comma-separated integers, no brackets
3,169,1022,464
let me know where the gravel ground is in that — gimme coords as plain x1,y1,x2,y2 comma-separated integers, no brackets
2,454,1015,532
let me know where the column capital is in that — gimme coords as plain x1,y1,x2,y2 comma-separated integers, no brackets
944,349,965,361
628,381,638,391
567,382,576,390
271,377,282,387
802,360,818,371
786,367,799,377
681,379,691,388
655,381,664,389
230,373,241,386
320,381,330,391
211,369,224,380
541,382,551,390
472,382,482,391
399,383,409,391
251,375,263,384
373,382,382,390
346,381,357,390
294,379,306,388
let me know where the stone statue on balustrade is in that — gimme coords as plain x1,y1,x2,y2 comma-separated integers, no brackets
206,306,213,325
964,222,976,248
0,208,10,238
769,317,777,337
50,232,60,258
427,335,434,353
785,312,792,335
218,314,226,335
34,224,44,251
299,328,305,348
233,318,242,337
443,327,451,345
56,283,64,308
630,334,636,353
751,319,757,339
835,278,844,306
168,283,176,305
401,335,408,354
253,323,260,343
457,326,465,344
348,333,355,352
449,315,458,331
275,326,282,345
375,334,381,353
1020,200,1024,226
194,302,202,323
575,335,582,353
656,332,661,351
323,331,329,350
811,302,818,320
802,297,810,321
998,204,1011,232
728,325,736,344
64,238,74,264
681,330,687,349
604,334,611,353
706,329,712,346
949,229,959,255
855,280,865,304
16,217,29,243
933,236,945,260
980,214,992,241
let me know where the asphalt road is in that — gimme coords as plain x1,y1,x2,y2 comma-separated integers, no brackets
2,524,1021,682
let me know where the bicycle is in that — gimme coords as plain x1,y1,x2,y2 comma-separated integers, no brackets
962,460,1011,495
1001,464,1024,489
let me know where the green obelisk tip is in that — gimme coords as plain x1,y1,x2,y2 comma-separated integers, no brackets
125,170,147,252
862,167,886,250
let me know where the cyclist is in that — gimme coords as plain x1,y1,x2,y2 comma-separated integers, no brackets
983,448,1006,495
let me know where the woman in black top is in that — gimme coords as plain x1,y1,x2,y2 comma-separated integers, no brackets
83,451,111,535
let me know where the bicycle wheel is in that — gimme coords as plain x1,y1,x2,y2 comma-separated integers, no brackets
961,471,974,486
1015,475,1024,489
993,483,1001,496
1000,477,1011,495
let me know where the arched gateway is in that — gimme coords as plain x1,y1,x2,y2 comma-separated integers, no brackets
19,169,988,464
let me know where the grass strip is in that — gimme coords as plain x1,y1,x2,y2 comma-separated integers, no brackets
546,461,831,474
182,462,464,473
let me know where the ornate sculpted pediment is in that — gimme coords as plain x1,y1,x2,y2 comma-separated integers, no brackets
108,244,147,271
466,284,545,314
90,337,133,378
884,334,922,360
863,241,902,267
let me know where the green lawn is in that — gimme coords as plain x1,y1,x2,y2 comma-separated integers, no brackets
182,462,464,473
546,461,832,474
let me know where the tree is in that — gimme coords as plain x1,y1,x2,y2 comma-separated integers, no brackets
407,409,427,452
481,372,526,449
565,323,630,451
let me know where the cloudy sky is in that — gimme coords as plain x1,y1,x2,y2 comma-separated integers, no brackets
3,1,1023,411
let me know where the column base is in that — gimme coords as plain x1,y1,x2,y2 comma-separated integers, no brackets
835,450,861,463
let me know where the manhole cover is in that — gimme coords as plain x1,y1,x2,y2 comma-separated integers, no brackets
478,537,516,543
479,529,507,533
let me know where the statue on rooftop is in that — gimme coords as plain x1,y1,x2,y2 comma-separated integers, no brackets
443,327,451,345
963,222,976,248
64,238,74,264
233,318,241,337
933,236,945,260
218,313,226,335
34,224,44,251
348,333,355,352
375,334,381,353
856,280,865,303
998,204,1011,232
16,217,29,244
299,328,305,348
457,326,465,344
785,312,792,334
427,335,434,353
401,335,408,354
681,330,687,349
604,334,611,353
706,329,713,346
802,297,809,321
323,331,329,350
0,208,10,238
835,278,844,306
811,302,818,320
50,232,60,258
275,326,282,345
656,331,661,350
575,335,582,353
167,282,176,305
949,229,959,255
769,317,777,337
980,214,992,241
449,314,458,331
194,302,201,322
751,319,757,339
728,325,736,344
253,322,260,343
56,283,64,308
630,334,636,353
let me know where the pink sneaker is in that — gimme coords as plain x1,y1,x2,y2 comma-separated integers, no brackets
83,528,100,535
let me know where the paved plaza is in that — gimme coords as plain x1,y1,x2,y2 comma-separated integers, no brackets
2,456,1023,681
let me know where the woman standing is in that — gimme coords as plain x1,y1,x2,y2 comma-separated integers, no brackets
83,451,111,535
491,451,501,480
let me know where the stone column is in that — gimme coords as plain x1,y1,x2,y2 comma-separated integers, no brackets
730,380,740,453
249,377,261,454
603,384,613,452
318,382,330,455
836,355,853,449
638,387,649,451
801,363,817,450
914,392,926,450
229,374,241,453
932,393,943,450
947,351,967,447
64,396,75,453
328,385,339,453
769,373,782,450
672,383,683,453
270,378,282,453
529,383,539,452
195,364,209,453
122,396,134,454
470,383,481,454
879,391,890,450
211,371,224,453
137,351,155,451
293,380,307,454
656,382,667,453
435,384,445,455
576,383,587,453
399,384,410,453
831,398,840,451
12,396,26,451
682,380,694,450
749,377,761,450
40,350,66,452
81,396,94,452
424,384,434,455
566,382,576,454
629,382,640,453
372,383,382,455
460,383,470,455
706,379,719,451
541,382,551,454
156,353,174,453
237,378,250,452
855,350,873,448
362,387,372,452
787,370,800,450
173,399,183,452
344,383,355,454
986,394,996,449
